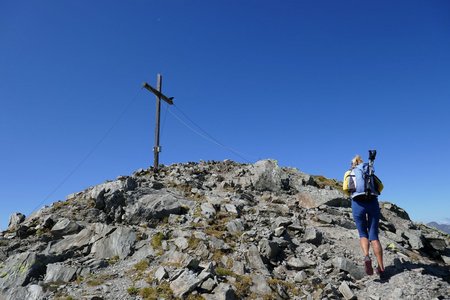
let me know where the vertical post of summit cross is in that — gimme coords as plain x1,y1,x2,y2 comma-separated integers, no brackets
153,74,162,170
143,74,174,172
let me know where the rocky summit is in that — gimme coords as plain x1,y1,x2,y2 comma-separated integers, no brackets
0,159,449,300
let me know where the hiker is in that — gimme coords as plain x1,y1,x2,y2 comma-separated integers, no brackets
345,154,386,280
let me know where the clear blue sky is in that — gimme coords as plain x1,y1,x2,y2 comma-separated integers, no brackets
1,1,449,230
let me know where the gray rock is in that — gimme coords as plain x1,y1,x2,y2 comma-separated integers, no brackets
124,192,194,223
246,245,270,275
201,202,217,218
165,250,200,269
209,236,231,251
207,283,237,300
174,236,189,250
287,257,312,270
316,214,334,224
44,263,78,283
91,227,136,259
42,215,55,228
273,226,285,237
155,266,168,282
8,285,45,300
273,216,292,228
224,204,239,214
201,278,217,292
170,269,202,298
273,265,287,280
50,218,81,237
250,159,284,192
333,257,364,280
296,187,349,209
382,202,410,220
0,252,46,292
426,238,446,252
232,260,246,276
338,281,355,300
441,254,450,265
90,177,136,200
303,227,323,245
258,238,281,260
250,274,271,295
8,212,25,229
47,223,114,256
227,219,244,234
403,230,424,250
294,270,308,282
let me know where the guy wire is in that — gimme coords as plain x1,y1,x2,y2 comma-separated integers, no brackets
29,88,144,215
168,104,257,164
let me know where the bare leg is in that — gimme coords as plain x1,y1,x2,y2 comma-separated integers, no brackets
371,240,384,271
359,237,370,257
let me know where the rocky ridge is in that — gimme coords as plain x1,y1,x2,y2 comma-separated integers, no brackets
0,159,449,299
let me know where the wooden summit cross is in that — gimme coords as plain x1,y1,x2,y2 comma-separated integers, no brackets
143,74,174,171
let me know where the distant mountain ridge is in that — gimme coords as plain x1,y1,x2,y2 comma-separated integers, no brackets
427,222,450,234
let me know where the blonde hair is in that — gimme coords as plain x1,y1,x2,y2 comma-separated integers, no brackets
351,155,363,168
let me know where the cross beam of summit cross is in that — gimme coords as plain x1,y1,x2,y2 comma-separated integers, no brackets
142,73,174,171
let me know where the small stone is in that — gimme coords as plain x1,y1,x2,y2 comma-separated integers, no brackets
201,278,217,292
273,217,292,228
232,260,245,276
201,203,216,218
224,204,238,214
294,270,307,282
441,255,450,265
227,219,244,234
287,257,311,270
258,239,281,260
174,237,189,250
338,281,355,300
274,226,285,237
273,265,287,280
155,266,168,282
303,227,322,245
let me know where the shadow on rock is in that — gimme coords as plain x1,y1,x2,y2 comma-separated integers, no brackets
385,258,450,283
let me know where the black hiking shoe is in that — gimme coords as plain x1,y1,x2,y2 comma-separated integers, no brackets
364,256,373,275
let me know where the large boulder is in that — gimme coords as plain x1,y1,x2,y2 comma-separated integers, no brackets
245,245,270,275
91,227,136,259
50,218,82,237
89,177,136,201
0,252,47,293
124,192,195,224
333,257,365,280
249,159,284,192
296,186,349,208
8,212,25,230
47,223,114,256
7,285,44,300
170,269,202,298
44,263,78,283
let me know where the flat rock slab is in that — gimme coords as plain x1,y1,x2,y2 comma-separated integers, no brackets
170,269,202,298
91,227,136,259
44,263,78,283
124,192,195,223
